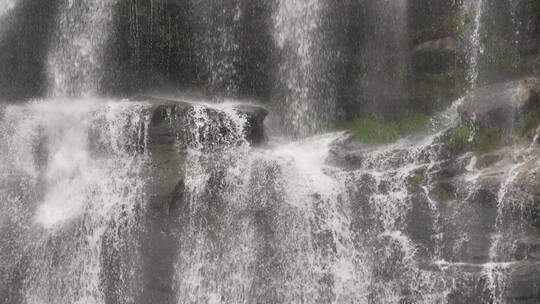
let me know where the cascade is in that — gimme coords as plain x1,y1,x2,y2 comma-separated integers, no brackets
360,0,409,116
47,0,118,97
189,0,242,95
0,99,150,304
1,1,539,303
459,2,530,302
167,96,531,303
462,0,485,89
462,0,524,88
0,0,17,18
0,0,18,39
273,0,337,136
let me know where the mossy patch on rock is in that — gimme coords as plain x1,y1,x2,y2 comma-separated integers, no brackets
434,184,455,202
518,107,540,137
450,125,473,153
333,113,432,144
333,118,399,144
409,171,425,190
474,127,505,156
449,125,506,157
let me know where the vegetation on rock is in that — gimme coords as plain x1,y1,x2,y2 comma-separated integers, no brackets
332,113,432,144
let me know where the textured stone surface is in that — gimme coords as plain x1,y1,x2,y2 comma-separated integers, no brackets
458,77,540,129
134,96,268,304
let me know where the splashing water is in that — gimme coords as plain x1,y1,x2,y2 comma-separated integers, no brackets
170,98,496,303
0,0,17,17
0,98,150,304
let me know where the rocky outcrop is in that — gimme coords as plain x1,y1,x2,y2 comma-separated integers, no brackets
133,96,267,304
332,82,540,301
139,96,267,211
506,261,540,303
140,96,268,147
411,37,461,75
458,77,540,129
413,37,458,56
534,55,540,78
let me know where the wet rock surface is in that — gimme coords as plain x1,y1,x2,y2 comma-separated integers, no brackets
330,80,540,302
458,77,540,129
133,96,267,304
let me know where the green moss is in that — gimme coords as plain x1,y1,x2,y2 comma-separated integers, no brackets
519,108,540,137
528,0,540,13
334,118,399,144
450,126,509,157
450,125,473,153
397,114,432,134
435,185,454,201
409,172,424,186
474,128,504,156
333,114,432,144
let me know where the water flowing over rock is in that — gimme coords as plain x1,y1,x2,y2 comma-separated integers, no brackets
273,0,345,136
458,77,540,128
0,0,17,18
0,99,150,304
0,97,268,304
2,1,540,303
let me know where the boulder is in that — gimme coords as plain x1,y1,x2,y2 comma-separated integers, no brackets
134,95,268,212
412,37,461,72
506,261,540,303
458,77,540,129
131,97,267,304
234,104,268,145
139,96,268,148
413,37,458,55
515,237,540,261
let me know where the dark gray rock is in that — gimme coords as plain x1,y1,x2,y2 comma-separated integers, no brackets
131,96,267,304
458,77,540,129
413,37,458,55
234,104,268,145
534,55,540,78
506,261,540,303
515,237,540,261
411,37,461,73
138,96,268,147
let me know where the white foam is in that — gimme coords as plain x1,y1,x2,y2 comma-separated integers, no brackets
0,0,16,17
0,98,150,303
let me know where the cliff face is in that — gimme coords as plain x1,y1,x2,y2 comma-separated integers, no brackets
2,0,539,124
332,77,540,303
133,79,540,303
1,1,540,303
0,0,58,101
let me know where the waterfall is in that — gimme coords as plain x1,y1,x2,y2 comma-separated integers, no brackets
189,0,242,95
0,0,18,38
47,0,118,97
1,1,539,303
173,123,370,302
0,99,150,304
273,0,338,137
462,0,485,89
0,0,17,17
360,0,409,117
169,98,503,303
